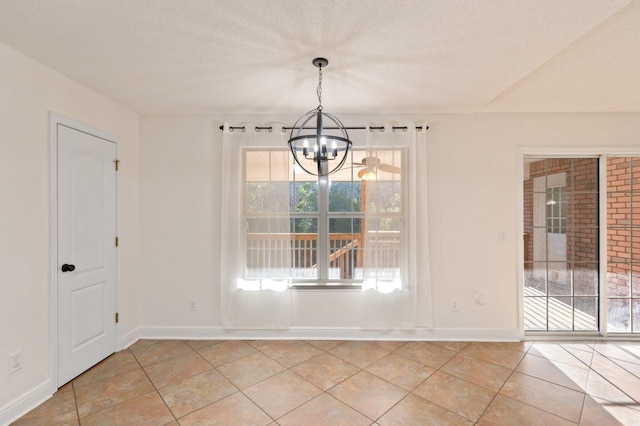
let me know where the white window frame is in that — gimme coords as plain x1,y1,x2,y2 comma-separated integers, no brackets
241,146,408,288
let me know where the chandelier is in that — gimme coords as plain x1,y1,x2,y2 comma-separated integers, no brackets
288,58,352,176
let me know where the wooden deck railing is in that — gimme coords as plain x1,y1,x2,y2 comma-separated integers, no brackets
246,231,400,279
246,233,362,278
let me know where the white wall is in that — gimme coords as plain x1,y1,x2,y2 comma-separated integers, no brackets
0,43,140,416
137,112,640,340
139,116,218,328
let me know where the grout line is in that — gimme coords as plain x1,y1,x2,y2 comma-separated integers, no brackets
471,341,541,423
168,342,246,421
73,349,172,423
70,380,81,425
515,344,592,394
130,347,179,423
481,342,587,424
601,354,640,381
557,343,590,425
239,340,324,423
372,343,477,423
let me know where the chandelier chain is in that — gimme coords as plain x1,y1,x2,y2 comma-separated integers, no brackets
317,66,323,110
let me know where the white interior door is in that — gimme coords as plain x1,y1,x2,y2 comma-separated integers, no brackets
57,124,117,386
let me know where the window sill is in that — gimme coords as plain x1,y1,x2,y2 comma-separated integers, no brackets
291,284,363,290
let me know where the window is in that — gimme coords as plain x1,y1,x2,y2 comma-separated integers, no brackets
546,185,566,234
221,123,430,329
243,147,404,286
243,149,292,281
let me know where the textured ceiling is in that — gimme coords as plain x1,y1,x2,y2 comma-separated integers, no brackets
0,0,638,114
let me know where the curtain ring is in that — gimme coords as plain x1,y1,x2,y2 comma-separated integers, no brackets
241,126,246,133
403,127,408,132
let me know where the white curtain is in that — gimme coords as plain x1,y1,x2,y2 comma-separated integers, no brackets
361,123,432,328
220,123,293,329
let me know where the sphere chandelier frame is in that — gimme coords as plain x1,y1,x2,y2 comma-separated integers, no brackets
288,58,352,177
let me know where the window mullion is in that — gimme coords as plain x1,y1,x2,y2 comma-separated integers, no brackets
599,155,607,336
317,176,329,283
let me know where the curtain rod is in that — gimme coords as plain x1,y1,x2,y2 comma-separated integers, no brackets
218,125,428,132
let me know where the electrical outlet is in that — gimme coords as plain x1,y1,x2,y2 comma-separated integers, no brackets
8,350,22,374
188,300,197,311
451,299,459,312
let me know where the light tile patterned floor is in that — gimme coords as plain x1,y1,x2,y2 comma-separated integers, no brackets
12,340,640,425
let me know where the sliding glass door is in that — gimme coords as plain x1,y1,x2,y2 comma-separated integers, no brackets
606,157,640,333
524,156,640,334
523,158,599,332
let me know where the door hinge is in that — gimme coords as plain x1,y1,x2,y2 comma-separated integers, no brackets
114,159,120,171
115,236,119,247
115,313,119,323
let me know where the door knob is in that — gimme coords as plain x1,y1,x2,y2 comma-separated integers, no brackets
61,264,76,272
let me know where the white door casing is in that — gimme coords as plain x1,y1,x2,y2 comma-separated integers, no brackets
55,121,118,386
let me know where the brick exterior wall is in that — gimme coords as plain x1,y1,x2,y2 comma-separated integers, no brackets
523,178,533,261
607,157,639,300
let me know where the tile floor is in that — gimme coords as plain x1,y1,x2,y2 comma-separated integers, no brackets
12,339,640,425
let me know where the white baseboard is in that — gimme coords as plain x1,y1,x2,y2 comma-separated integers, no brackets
122,327,141,349
0,380,54,426
134,326,523,342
